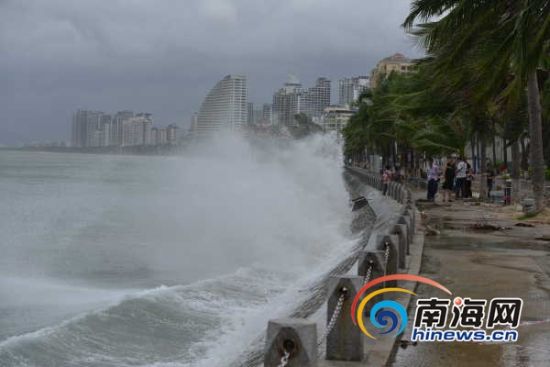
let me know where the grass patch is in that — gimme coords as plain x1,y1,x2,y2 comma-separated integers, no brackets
516,208,550,222
517,212,539,220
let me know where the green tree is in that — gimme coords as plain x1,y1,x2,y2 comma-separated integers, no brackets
404,0,549,211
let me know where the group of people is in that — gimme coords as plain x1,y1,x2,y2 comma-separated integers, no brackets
427,156,496,202
430,157,471,202
379,157,498,203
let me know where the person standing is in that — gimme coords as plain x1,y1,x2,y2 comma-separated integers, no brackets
455,157,467,199
382,166,392,196
427,160,440,202
442,159,455,202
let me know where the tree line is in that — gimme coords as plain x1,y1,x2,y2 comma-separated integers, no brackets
344,0,549,212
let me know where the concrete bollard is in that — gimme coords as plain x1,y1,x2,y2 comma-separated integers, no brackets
376,234,398,283
398,215,413,244
397,186,403,203
357,251,385,315
358,250,385,281
326,276,364,362
392,223,409,265
264,318,317,367
405,203,415,222
393,223,409,256
402,208,416,233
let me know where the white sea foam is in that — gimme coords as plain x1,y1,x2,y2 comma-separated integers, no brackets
0,133,362,366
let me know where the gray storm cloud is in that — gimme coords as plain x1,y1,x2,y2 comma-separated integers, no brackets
0,0,420,144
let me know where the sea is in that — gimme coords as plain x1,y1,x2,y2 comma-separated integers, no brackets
0,133,370,366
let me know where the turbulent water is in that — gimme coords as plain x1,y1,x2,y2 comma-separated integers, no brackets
0,134,365,367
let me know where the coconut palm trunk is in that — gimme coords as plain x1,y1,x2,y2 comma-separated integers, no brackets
527,71,546,212
511,139,521,204
479,136,487,200
492,120,497,165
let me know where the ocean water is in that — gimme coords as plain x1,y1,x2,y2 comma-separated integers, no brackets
0,134,365,367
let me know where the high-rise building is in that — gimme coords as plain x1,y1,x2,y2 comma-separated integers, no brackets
71,110,104,148
304,77,331,118
262,103,272,124
121,114,152,146
166,124,178,144
370,53,414,89
272,76,305,126
247,102,255,125
70,109,177,148
112,110,134,146
338,76,370,106
195,75,248,136
99,114,112,146
272,76,331,125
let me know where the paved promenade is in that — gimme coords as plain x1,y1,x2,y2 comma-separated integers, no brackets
390,196,550,367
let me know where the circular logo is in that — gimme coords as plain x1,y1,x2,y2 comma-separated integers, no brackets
351,274,452,339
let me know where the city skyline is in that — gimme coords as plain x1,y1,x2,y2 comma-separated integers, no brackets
0,0,421,145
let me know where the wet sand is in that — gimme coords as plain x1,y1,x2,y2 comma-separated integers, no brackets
390,199,550,367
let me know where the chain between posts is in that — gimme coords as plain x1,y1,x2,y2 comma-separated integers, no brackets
363,262,373,286
319,287,347,346
277,350,290,367
384,242,391,276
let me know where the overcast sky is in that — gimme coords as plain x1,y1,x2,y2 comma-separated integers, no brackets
0,0,422,145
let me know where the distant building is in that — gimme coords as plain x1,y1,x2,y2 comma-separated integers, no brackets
121,114,153,146
304,77,331,118
370,53,415,89
71,108,178,148
247,102,255,125
112,110,134,146
71,110,104,148
157,128,167,145
262,103,272,124
99,114,113,146
195,75,248,136
338,76,370,107
320,106,356,134
272,76,331,126
166,124,178,144
272,76,305,126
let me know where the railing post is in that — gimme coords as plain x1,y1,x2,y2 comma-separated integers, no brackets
326,276,363,361
264,319,317,367
377,234,398,284
398,215,413,244
357,250,386,314
403,207,416,232
399,187,405,203
393,223,409,257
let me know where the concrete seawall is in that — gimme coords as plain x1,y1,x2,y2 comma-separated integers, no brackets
262,166,425,366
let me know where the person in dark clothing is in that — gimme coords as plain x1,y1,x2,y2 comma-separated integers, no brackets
442,160,455,202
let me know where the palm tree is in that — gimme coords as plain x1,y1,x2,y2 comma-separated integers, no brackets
404,0,549,211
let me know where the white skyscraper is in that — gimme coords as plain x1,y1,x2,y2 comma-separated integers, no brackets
195,75,248,136
338,76,370,107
